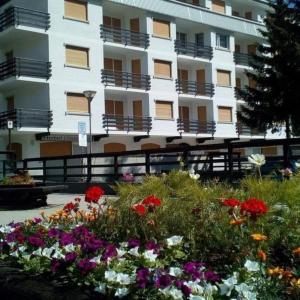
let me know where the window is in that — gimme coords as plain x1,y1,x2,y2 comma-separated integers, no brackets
245,12,252,20
65,45,89,68
66,93,88,113
216,33,229,49
155,101,173,119
212,0,225,14
217,69,231,86
64,0,88,21
40,142,72,157
195,33,204,46
153,19,170,39
105,100,124,116
176,32,186,44
218,106,232,123
154,60,172,79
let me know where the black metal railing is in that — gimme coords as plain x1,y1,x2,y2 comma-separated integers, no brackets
101,69,151,90
177,0,205,7
103,114,152,133
0,109,53,129
175,40,213,60
100,25,150,49
0,6,50,32
236,122,264,136
176,79,214,97
234,53,255,66
177,119,216,135
0,57,52,80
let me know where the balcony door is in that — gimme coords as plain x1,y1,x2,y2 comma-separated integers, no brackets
104,58,123,86
133,100,143,131
247,44,257,55
196,69,206,95
176,32,187,50
105,100,124,130
103,16,121,42
236,78,241,89
235,44,241,53
197,106,207,133
130,18,140,46
178,69,188,93
179,105,189,132
6,96,14,111
132,59,141,88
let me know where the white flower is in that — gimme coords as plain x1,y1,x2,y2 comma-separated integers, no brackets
295,161,300,169
115,287,129,298
128,246,140,257
189,170,200,180
94,283,106,294
119,242,128,248
185,281,204,295
90,256,101,264
248,154,266,167
0,225,15,233
105,270,117,282
218,273,238,296
32,248,42,256
64,243,75,253
235,283,257,300
143,249,158,262
189,295,205,300
169,267,183,277
161,287,184,300
117,248,127,258
52,249,65,260
244,260,260,272
18,246,27,253
116,273,132,285
166,235,183,247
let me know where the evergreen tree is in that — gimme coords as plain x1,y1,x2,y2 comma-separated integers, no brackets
238,0,300,138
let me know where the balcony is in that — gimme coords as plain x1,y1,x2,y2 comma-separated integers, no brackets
0,6,50,32
176,79,214,97
0,57,52,81
100,25,150,49
174,40,213,60
101,69,151,91
234,87,247,100
234,53,255,66
236,122,264,136
0,109,53,130
103,114,152,133
176,0,205,8
177,119,216,135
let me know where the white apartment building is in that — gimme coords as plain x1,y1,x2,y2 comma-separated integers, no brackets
0,0,284,160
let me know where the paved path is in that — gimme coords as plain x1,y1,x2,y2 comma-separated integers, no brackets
0,193,88,225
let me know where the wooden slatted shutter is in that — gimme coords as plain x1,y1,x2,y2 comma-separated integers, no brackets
6,96,14,111
64,0,88,21
217,70,231,86
132,59,141,88
192,0,200,5
235,44,241,53
130,18,140,32
153,19,170,38
133,100,143,130
104,143,126,153
232,11,240,17
178,69,188,93
236,78,241,89
261,146,277,156
105,100,114,115
67,93,88,113
218,106,232,123
40,142,72,157
104,58,113,70
197,106,207,122
155,101,173,119
66,46,89,68
245,12,252,20
103,16,112,26
141,143,160,150
247,44,257,55
248,77,257,89
179,106,189,132
154,60,172,78
212,0,225,14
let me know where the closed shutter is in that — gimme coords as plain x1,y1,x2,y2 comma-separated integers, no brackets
235,148,246,156
248,78,257,89
197,106,207,122
192,0,200,6
103,16,121,28
64,0,87,21
153,19,170,38
6,96,14,111
236,78,241,88
217,70,231,86
212,0,225,14
232,11,240,17
132,59,141,74
7,143,22,160
179,106,189,120
115,101,123,116
245,12,252,20
104,143,126,153
247,44,257,55
104,58,113,70
235,44,241,53
130,18,140,32
178,69,188,81
133,100,143,117
105,100,115,115
40,142,72,157
141,143,160,150
156,101,173,119
67,93,88,113
66,45,89,68
197,69,205,84
261,146,277,156
218,106,232,123
154,60,172,78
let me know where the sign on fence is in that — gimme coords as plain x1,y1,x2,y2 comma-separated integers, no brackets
78,122,87,147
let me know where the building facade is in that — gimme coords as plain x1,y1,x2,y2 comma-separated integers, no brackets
0,0,283,160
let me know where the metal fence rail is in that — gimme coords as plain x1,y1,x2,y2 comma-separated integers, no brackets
177,119,216,135
100,25,150,49
0,6,50,32
176,79,215,97
174,40,213,60
234,53,255,66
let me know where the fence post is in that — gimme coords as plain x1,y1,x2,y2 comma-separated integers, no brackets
145,153,150,174
228,144,233,179
283,140,290,168
42,160,46,183
182,149,188,170
2,161,6,178
23,159,28,171
63,158,67,183
87,156,92,183
114,155,118,179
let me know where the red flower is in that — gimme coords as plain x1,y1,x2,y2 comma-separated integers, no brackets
241,198,268,217
63,202,78,212
222,198,240,207
85,186,104,203
132,204,146,216
142,195,161,207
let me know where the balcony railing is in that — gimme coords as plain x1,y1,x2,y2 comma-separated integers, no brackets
234,53,255,66
100,25,150,49
177,0,205,8
236,122,264,136
176,79,214,97
103,114,152,133
174,40,213,60
0,109,53,129
177,119,216,135
0,57,52,80
101,69,151,91
0,6,50,32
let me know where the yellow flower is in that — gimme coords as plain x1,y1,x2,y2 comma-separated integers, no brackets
292,247,300,255
229,218,246,225
251,233,267,241
291,278,300,288
267,267,284,276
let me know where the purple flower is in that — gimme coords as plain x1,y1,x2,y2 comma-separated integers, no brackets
102,244,117,261
77,258,97,275
128,239,140,249
65,252,77,262
136,268,150,288
28,234,45,248
145,241,160,253
175,281,192,297
51,259,61,273
155,274,172,289
33,218,42,224
82,237,104,253
48,228,60,238
59,232,74,246
183,262,205,280
204,270,220,283
72,225,90,237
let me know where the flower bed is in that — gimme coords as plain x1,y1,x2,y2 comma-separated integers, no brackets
1,172,300,299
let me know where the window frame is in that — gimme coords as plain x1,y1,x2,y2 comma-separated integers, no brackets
64,0,88,23
153,59,172,80
155,100,174,120
216,33,230,50
217,106,233,124
65,44,90,69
